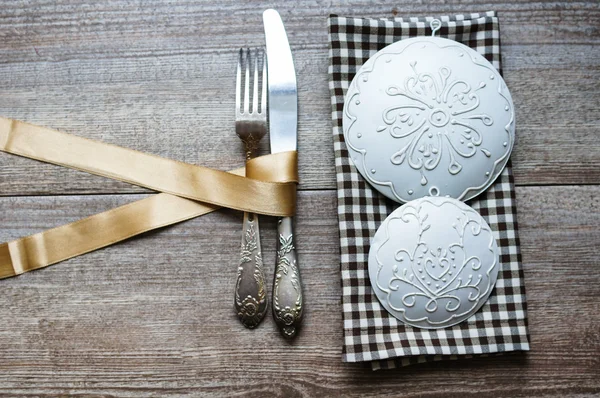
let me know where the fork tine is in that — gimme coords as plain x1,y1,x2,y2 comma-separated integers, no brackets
252,48,259,114
243,48,250,114
261,50,267,115
236,48,242,116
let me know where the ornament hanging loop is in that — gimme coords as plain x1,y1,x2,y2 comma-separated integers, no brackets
430,19,441,37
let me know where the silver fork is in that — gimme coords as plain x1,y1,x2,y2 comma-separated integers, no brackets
234,48,268,328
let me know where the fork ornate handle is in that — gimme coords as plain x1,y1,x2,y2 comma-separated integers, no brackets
273,216,303,338
234,48,268,329
234,212,268,328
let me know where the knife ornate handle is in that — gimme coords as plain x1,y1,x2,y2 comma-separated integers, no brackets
272,216,303,338
234,212,268,328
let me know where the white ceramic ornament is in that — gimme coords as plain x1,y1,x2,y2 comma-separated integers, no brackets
343,22,515,203
368,196,500,329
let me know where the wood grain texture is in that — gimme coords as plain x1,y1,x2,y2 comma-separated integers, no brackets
0,2,598,194
0,1,599,396
0,187,599,396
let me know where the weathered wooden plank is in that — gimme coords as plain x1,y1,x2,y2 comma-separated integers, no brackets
0,0,597,67
0,42,598,195
0,187,598,396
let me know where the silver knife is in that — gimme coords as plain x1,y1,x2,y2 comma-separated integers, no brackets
263,9,303,338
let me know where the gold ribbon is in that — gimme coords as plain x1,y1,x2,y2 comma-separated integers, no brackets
0,118,298,279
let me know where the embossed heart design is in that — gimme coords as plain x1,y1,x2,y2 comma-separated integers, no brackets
369,197,501,329
418,244,451,281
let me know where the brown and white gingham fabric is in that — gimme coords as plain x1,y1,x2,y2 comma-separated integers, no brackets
328,11,530,370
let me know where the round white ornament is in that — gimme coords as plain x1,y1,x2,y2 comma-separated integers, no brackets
343,31,515,202
368,196,500,329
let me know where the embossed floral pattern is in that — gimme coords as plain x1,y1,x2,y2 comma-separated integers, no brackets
343,37,515,203
382,61,492,180
235,222,267,329
273,233,303,337
370,197,499,328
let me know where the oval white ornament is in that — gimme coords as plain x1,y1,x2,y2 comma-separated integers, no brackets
343,36,515,202
368,196,500,329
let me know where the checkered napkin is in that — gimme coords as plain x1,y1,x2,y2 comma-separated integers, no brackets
328,11,530,370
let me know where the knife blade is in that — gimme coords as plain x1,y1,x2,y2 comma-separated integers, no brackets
264,9,297,154
263,9,303,338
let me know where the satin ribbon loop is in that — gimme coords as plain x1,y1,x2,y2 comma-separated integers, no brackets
246,151,298,184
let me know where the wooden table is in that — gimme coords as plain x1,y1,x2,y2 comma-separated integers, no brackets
0,1,598,396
